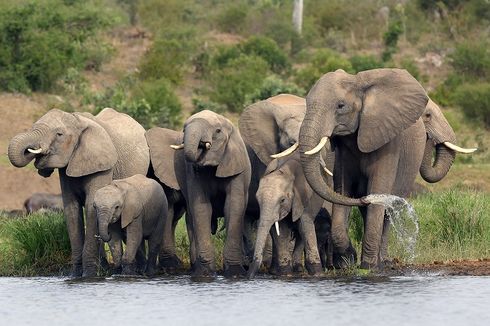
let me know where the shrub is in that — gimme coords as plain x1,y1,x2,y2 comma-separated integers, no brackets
449,41,490,80
265,20,296,48
208,54,269,112
349,55,384,73
191,98,225,115
241,36,290,74
453,82,490,128
216,3,248,34
295,49,353,90
245,75,304,105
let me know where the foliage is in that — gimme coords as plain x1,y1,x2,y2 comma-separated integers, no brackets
245,75,304,105
208,54,269,112
215,2,248,34
449,41,490,80
191,97,225,115
453,83,490,128
0,211,71,276
88,76,182,129
382,5,405,62
349,55,384,73
0,0,115,92
295,49,353,90
241,36,290,74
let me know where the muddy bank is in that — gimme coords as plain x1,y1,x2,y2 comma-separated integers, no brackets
388,259,490,276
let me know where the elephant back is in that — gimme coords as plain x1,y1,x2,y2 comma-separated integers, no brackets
95,108,150,179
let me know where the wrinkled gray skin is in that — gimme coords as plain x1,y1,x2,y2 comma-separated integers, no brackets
94,174,167,276
299,68,428,269
8,108,150,277
248,154,325,278
145,128,187,273
176,110,251,278
24,193,63,214
315,206,334,269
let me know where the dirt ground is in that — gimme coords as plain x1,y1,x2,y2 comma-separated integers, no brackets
387,259,490,276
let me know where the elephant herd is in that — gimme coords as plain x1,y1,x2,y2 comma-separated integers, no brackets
7,68,475,279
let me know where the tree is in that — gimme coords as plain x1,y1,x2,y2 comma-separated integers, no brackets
292,0,303,35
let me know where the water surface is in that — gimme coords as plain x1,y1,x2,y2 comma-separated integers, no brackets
1,275,489,325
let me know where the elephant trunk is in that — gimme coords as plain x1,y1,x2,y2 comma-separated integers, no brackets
184,120,211,163
299,105,365,206
248,205,277,279
8,130,43,167
420,140,456,183
97,210,112,242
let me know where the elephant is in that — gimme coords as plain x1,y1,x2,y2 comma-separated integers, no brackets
247,154,325,278
419,99,476,183
94,174,168,276
315,206,334,269
145,128,187,273
23,193,63,214
171,110,251,278
295,68,432,270
8,108,150,277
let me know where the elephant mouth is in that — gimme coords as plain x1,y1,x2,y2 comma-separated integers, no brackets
33,153,49,169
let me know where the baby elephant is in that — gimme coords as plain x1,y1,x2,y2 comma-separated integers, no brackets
94,174,168,276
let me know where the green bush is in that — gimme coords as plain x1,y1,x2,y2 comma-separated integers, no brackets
89,76,182,129
0,211,71,276
449,41,490,80
453,82,490,128
349,55,384,73
245,75,304,105
241,36,290,74
208,54,269,112
216,3,248,34
295,49,353,90
0,0,114,92
191,97,225,115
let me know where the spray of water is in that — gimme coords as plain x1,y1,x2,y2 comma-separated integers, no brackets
364,194,419,262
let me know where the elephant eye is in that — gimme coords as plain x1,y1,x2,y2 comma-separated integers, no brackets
425,113,431,118
216,128,221,134
280,198,286,203
56,132,63,137
337,102,345,110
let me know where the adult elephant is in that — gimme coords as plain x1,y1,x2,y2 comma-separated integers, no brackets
171,110,251,278
8,108,150,277
296,68,430,270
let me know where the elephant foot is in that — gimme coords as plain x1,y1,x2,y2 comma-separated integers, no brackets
191,261,216,279
70,264,83,278
305,262,323,276
270,264,293,277
112,265,122,275
223,264,246,279
360,260,380,271
121,263,139,276
82,265,98,278
293,263,304,274
159,255,184,274
145,265,158,277
333,246,357,269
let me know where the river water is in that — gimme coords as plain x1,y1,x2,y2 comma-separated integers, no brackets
1,275,489,326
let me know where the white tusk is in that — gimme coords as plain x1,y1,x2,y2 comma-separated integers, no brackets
27,148,43,154
304,137,328,155
319,155,333,177
443,142,477,154
170,144,184,150
270,143,299,159
205,142,211,150
323,166,333,177
274,222,280,236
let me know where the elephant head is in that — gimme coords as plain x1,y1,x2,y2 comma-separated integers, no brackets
94,181,143,242
299,68,429,206
239,94,306,165
8,109,117,178
419,99,476,183
173,110,248,178
248,155,314,278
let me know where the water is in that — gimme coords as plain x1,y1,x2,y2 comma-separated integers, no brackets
365,194,419,261
1,275,489,325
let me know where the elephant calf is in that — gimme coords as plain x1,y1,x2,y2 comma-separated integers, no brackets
94,174,168,276
24,193,63,214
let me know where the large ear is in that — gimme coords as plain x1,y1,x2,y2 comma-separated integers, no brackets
145,128,182,190
291,164,314,222
66,114,117,177
117,182,144,229
216,124,249,178
356,69,429,153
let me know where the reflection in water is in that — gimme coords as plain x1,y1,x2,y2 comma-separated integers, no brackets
0,275,489,326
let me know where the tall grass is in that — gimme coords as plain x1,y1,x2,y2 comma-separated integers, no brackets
0,211,70,276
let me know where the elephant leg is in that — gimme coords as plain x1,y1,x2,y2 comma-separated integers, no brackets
146,228,164,277
269,221,294,276
61,190,84,278
107,226,123,274
122,223,143,275
135,242,147,274
223,181,247,278
292,233,304,273
159,204,183,272
242,215,256,268
379,213,391,266
299,217,323,275
189,198,215,277
331,204,356,269
185,212,197,271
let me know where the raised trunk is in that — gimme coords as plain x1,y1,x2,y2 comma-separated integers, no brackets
8,130,42,167
419,140,455,183
248,206,276,279
299,108,364,206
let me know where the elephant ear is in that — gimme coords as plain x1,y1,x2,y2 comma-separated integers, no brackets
117,182,144,229
216,124,249,178
291,161,313,222
356,69,428,153
66,114,117,177
145,128,182,190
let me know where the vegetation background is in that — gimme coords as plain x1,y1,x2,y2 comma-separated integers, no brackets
0,0,488,275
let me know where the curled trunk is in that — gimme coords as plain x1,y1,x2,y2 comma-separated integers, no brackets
184,129,202,163
8,130,42,167
420,140,455,183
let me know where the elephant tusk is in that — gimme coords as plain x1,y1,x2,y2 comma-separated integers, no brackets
274,221,280,236
270,143,299,159
319,155,333,177
443,142,477,154
27,148,43,154
170,144,184,150
304,137,328,155
205,142,211,150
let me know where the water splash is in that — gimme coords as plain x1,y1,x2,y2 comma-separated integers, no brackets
364,194,419,262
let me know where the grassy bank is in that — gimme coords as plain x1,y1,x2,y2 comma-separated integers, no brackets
0,188,488,276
